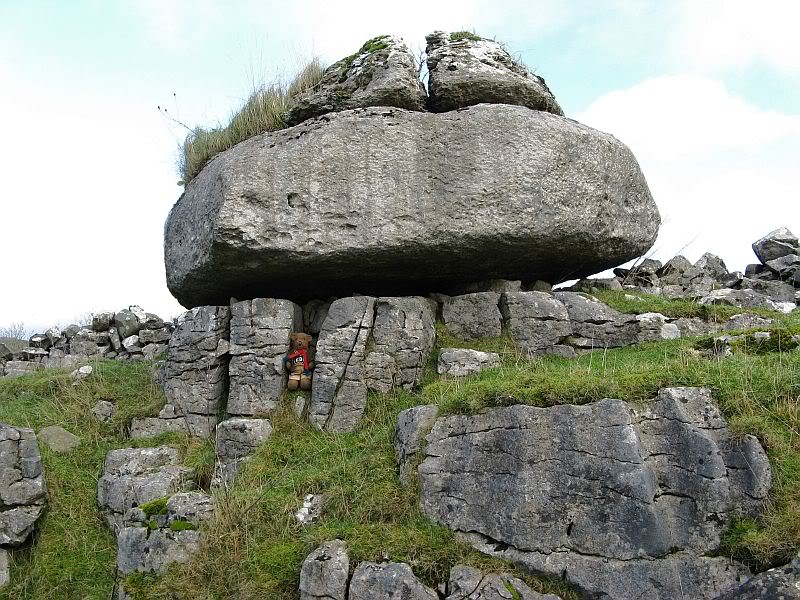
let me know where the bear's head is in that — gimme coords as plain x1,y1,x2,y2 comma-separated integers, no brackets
289,332,312,351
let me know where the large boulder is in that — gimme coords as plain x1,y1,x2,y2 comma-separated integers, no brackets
425,31,563,115
165,104,659,307
752,227,798,264
418,388,770,599
286,35,425,126
0,424,47,546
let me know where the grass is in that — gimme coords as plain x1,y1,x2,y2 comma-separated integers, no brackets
450,31,483,42
122,393,575,600
0,361,203,599
179,59,324,184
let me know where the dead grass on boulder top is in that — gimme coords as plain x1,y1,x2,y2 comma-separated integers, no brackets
179,59,324,184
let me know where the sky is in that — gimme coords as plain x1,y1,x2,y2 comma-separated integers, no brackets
1,0,798,332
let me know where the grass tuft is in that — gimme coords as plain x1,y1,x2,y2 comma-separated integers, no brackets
450,31,483,42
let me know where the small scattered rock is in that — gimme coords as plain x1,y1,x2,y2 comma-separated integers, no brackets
70,364,92,384
38,426,81,454
92,400,116,423
295,494,324,526
437,348,500,378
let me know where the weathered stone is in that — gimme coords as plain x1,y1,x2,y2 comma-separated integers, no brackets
437,348,500,378
140,313,167,330
227,298,302,416
166,491,215,526
38,425,80,453
395,405,439,486
114,310,139,339
694,252,728,281
215,418,272,461
418,388,770,599
68,328,104,357
752,227,799,264
715,552,800,599
165,104,659,307
117,527,201,575
446,565,561,600
673,317,719,337
138,327,171,345
365,297,436,393
0,343,12,362
121,335,142,353
699,288,781,311
500,291,570,353
572,277,623,293
28,333,52,350
554,292,639,348
765,254,800,282
299,540,349,600
92,311,115,332
161,306,230,438
142,343,168,361
0,424,47,546
286,35,425,127
92,400,116,423
635,312,680,342
295,494,324,526
308,297,375,432
348,561,438,600
724,313,774,331
303,299,333,336
738,277,796,303
70,364,93,384
20,347,48,361
443,293,502,340
425,31,562,115
0,548,8,588
1,361,42,378
97,446,195,533
129,417,192,439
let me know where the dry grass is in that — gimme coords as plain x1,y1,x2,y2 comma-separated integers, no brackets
179,59,325,184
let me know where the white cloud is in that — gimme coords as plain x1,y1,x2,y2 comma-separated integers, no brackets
672,0,800,74
577,74,800,272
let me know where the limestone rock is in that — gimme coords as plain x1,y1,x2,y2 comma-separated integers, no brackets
299,540,349,600
395,405,439,486
212,417,272,487
738,276,797,303
418,388,770,599
308,297,375,432
1,361,42,378
365,297,436,393
348,561,438,600
752,227,799,264
38,425,80,453
554,291,639,348
425,31,562,115
161,306,230,438
117,527,201,575
70,364,93,384
129,417,191,439
295,494,324,526
92,311,115,332
715,553,800,599
114,310,139,340
92,400,116,423
635,312,680,342
442,293,502,340
0,548,8,588
166,491,216,526
227,298,302,416
0,424,47,545
500,291,571,353
286,35,425,126
724,313,774,331
97,446,195,533
446,565,561,600
694,252,728,281
165,104,659,307
699,288,781,311
437,348,500,378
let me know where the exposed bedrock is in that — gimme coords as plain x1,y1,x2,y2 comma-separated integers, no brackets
165,104,659,307
417,387,771,599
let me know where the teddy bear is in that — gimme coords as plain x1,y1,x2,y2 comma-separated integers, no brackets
285,332,314,391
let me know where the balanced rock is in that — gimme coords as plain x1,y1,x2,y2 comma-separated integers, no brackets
286,35,425,126
165,104,658,307
418,387,770,599
426,31,563,115
752,227,798,264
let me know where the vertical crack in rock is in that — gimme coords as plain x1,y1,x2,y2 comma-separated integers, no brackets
417,387,771,599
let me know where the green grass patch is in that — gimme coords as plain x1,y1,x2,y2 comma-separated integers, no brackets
140,497,169,517
450,31,483,42
128,394,576,599
434,322,520,359
0,360,170,599
169,520,197,532
179,59,324,184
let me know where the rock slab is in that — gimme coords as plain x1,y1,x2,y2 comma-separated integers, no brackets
0,424,47,546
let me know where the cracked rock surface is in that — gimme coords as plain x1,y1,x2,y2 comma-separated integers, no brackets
299,539,349,600
0,424,47,546
437,348,500,378
211,417,272,487
500,291,571,353
715,552,800,599
418,387,771,599
227,298,302,417
554,291,640,349
308,297,376,432
446,564,562,599
348,561,438,600
395,404,439,487
442,293,502,340
155,306,230,438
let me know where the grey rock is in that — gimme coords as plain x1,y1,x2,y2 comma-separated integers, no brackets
165,104,658,307
425,31,562,115
299,540,349,600
0,548,8,588
526,280,553,292
63,324,81,339
501,291,571,353
437,348,500,377
97,446,195,534
395,405,439,486
348,561,438,600
694,252,728,281
443,293,502,340
92,400,116,423
227,298,302,416
129,417,191,439
739,277,796,303
303,299,333,336
745,263,767,278
673,317,720,337
456,279,523,294
1,361,42,378
92,311,115,332
572,277,622,292
418,387,770,599
114,310,139,339
117,526,201,575
166,491,215,526
308,297,375,432
286,35,425,126
0,343,12,362
699,288,781,311
752,227,799,264
20,347,48,361
724,313,774,331
554,291,639,348
635,312,681,342
142,343,168,361
446,565,561,599
121,335,142,353
28,333,52,350
70,364,93,384
295,493,324,526
68,328,104,357
138,327,171,345
161,306,230,438
38,425,80,453
365,297,436,393
0,424,47,545
140,313,166,330
765,253,800,282
715,553,800,599
215,418,272,461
